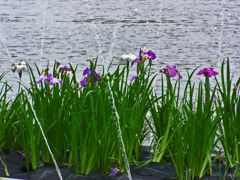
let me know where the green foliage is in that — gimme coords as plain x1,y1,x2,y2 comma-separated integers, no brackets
0,57,239,180
215,58,240,171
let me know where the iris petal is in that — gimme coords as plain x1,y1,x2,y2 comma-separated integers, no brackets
139,48,142,61
36,76,45,84
131,76,137,82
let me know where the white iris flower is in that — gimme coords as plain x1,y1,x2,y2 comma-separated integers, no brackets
11,61,29,74
119,53,137,64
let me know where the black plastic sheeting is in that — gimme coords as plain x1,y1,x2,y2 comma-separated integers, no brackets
0,149,238,180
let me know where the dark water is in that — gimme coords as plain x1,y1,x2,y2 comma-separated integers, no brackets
0,0,240,97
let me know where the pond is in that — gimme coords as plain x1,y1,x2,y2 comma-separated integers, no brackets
0,0,240,97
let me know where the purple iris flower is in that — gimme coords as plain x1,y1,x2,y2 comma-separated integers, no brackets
84,68,97,78
144,50,156,60
131,49,156,67
36,73,62,85
83,67,92,76
131,75,147,83
93,71,102,83
85,68,102,83
80,67,102,87
131,58,140,68
60,66,71,73
21,150,25,158
90,69,102,84
160,65,182,79
197,67,219,78
109,168,120,176
159,67,167,74
80,77,88,87
20,150,32,159
131,76,138,82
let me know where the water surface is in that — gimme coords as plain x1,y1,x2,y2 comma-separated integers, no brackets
0,0,240,97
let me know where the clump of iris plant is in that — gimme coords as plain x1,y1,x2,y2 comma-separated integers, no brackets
80,67,102,87
159,65,182,79
197,67,219,78
36,73,62,85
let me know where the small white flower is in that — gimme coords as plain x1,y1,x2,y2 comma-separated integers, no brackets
119,53,137,64
11,61,29,73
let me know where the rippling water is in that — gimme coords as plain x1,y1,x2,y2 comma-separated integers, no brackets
0,0,240,97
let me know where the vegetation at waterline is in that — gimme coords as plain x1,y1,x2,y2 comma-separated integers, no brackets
0,49,240,179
